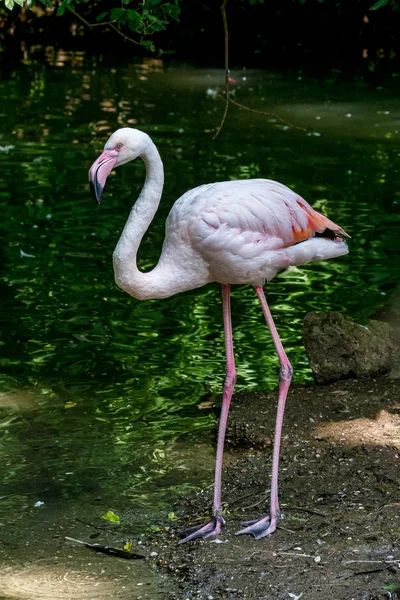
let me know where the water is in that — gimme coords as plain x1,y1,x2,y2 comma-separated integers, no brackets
1,58,400,526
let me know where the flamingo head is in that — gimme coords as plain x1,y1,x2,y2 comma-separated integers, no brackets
89,128,150,204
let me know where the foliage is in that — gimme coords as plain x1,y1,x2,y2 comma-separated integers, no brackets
1,0,395,50
370,0,390,8
4,0,23,8
3,0,181,51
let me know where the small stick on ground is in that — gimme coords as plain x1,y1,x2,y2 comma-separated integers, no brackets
289,506,327,518
348,565,392,577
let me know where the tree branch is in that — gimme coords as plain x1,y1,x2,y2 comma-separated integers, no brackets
67,7,141,46
213,0,230,140
213,0,307,138
109,23,142,45
229,98,307,132
67,7,92,28
69,2,308,135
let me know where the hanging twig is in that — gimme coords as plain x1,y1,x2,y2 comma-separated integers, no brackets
71,0,307,136
213,0,230,140
230,98,307,132
213,0,307,138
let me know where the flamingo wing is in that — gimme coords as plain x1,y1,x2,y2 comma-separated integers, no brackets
168,179,347,285
190,179,346,245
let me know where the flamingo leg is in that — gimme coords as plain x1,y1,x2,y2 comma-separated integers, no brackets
179,284,235,543
236,285,292,539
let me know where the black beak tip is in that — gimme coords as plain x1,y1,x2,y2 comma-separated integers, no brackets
90,180,102,205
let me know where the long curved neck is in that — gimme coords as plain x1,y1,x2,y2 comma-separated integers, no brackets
112,140,164,297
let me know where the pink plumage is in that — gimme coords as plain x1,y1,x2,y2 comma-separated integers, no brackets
165,178,348,286
89,128,349,544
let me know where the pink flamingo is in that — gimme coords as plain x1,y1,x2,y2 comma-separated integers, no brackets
89,127,349,543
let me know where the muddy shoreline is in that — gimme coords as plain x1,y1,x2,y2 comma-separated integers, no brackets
150,375,400,600
0,375,399,599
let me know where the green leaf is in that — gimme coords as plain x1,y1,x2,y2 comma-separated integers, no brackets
5,0,15,10
14,0,24,6
127,10,141,24
162,3,180,21
110,7,126,20
101,510,120,524
145,14,167,32
370,0,389,8
96,11,108,21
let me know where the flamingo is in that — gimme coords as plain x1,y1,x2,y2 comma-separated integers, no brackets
89,127,349,543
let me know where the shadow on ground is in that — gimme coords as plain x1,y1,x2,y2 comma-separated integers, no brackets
151,376,400,600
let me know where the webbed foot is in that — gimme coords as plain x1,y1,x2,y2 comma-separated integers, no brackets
178,515,225,544
235,513,277,540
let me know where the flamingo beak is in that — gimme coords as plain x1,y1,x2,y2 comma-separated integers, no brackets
88,149,118,204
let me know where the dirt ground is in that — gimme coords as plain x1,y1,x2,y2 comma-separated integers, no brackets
148,375,400,600
0,375,399,600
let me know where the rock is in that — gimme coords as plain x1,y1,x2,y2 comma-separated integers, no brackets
302,311,397,383
371,285,400,345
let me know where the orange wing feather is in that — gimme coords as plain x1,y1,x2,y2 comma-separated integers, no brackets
291,197,349,245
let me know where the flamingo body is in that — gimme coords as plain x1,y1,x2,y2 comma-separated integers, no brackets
163,178,348,289
89,127,349,544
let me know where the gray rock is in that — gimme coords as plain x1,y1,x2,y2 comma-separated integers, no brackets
302,311,397,383
371,285,400,345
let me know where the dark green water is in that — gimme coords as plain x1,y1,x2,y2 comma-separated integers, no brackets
1,59,400,521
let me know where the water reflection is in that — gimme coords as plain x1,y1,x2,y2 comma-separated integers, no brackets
0,61,399,517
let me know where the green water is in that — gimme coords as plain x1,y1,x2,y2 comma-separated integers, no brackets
0,60,399,521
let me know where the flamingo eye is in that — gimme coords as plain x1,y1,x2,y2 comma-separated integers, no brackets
116,142,123,149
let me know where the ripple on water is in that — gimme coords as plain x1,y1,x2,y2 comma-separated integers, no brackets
0,557,164,599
